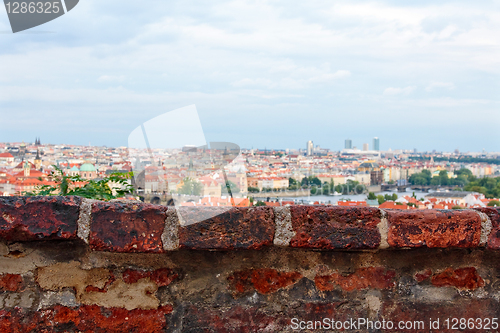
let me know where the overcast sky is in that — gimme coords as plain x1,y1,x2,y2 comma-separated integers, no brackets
0,0,499,152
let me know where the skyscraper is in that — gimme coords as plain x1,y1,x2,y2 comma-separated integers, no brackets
373,137,380,151
307,140,313,156
363,143,369,151
345,139,352,149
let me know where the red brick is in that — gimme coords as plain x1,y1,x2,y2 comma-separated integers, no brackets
182,305,289,333
0,305,172,332
474,207,500,249
431,267,484,290
89,201,167,253
178,207,274,250
414,269,432,282
0,274,23,292
289,206,382,249
0,196,81,241
382,299,500,333
228,268,302,294
387,210,481,248
122,268,178,287
315,267,396,291
182,303,368,332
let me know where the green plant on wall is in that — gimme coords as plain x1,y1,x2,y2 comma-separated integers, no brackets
23,166,134,201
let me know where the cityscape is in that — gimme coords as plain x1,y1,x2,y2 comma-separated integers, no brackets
1,138,498,210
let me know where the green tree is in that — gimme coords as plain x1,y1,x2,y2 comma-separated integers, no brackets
455,168,472,179
179,177,203,195
24,166,134,201
248,186,260,193
384,193,398,201
254,201,266,206
301,177,309,186
377,195,385,205
322,183,330,195
488,200,500,207
409,170,432,185
310,186,317,195
367,192,376,200
309,176,321,186
465,176,500,198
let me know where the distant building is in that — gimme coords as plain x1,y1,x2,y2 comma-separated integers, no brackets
373,137,380,151
66,162,97,179
182,145,197,153
307,141,313,156
363,143,369,151
425,191,484,207
345,139,352,149
34,149,42,170
357,161,382,185
0,152,14,164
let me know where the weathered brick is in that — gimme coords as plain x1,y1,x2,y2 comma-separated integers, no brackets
0,196,81,241
178,207,274,250
315,267,396,291
431,267,484,290
89,201,167,253
181,303,368,332
289,206,382,249
181,305,289,332
0,305,172,332
122,268,178,287
475,207,500,249
0,274,23,292
414,269,432,282
227,268,302,294
382,299,500,332
387,209,481,248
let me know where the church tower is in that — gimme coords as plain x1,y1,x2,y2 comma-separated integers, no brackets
187,159,196,178
34,149,42,170
23,160,30,177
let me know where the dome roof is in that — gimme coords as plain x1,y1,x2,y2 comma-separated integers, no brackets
80,163,96,172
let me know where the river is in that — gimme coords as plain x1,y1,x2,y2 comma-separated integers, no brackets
264,189,432,204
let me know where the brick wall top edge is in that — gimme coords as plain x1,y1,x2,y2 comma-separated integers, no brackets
0,197,498,251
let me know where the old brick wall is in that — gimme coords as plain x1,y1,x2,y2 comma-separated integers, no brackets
0,197,499,332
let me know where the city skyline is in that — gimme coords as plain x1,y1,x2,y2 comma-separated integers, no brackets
0,138,498,155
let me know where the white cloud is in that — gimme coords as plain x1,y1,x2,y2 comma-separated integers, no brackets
98,75,126,82
425,82,455,92
0,0,499,150
383,86,416,96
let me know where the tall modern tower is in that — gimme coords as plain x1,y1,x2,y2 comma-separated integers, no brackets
373,137,380,151
307,140,313,156
345,139,352,149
